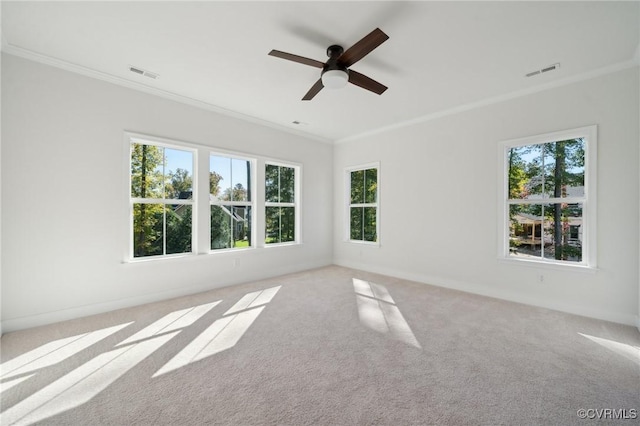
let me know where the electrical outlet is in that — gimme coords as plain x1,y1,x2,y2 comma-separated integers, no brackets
538,273,544,283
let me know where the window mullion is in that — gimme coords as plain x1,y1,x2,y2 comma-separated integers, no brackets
162,204,167,256
278,207,282,243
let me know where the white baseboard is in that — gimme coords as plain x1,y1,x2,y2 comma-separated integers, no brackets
335,259,639,327
1,259,331,334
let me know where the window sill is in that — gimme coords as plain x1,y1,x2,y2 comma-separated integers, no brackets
124,252,197,264
123,243,305,263
264,241,302,249
497,256,597,274
346,240,380,247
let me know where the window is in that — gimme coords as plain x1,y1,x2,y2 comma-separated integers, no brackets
347,164,379,243
127,133,301,260
130,139,195,258
265,163,298,244
210,154,253,250
500,126,596,267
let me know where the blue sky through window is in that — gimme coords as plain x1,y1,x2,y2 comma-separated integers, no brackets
165,148,193,175
210,155,249,195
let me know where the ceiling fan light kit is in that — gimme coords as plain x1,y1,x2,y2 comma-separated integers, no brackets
321,69,349,89
268,28,389,100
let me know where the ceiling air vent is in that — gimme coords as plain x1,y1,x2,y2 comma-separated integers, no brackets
526,63,560,78
129,66,159,80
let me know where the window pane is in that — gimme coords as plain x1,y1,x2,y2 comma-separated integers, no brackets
350,170,364,204
231,206,251,247
133,203,163,257
543,203,583,262
265,164,279,202
280,167,295,203
364,168,377,203
509,203,582,262
265,207,295,245
166,205,192,254
543,139,585,199
211,205,232,249
131,143,163,199
363,207,377,242
509,140,585,201
265,206,280,244
211,205,251,250
281,207,295,242
164,148,193,200
507,144,543,200
350,207,363,240
210,156,231,201
508,204,544,259
231,159,250,202
210,172,222,197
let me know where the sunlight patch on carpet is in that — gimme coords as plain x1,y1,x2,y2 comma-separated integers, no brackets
579,333,640,366
1,331,179,425
353,279,421,349
118,301,220,346
0,322,132,380
0,301,224,424
153,286,281,377
224,286,281,316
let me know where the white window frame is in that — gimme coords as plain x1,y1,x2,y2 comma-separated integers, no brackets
498,125,597,270
128,134,197,260
209,151,256,252
264,161,301,246
345,162,380,245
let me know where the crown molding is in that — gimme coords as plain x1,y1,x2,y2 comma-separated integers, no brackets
336,60,639,145
2,42,637,147
1,43,333,145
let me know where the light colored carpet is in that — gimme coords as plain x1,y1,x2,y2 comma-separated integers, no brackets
1,265,639,425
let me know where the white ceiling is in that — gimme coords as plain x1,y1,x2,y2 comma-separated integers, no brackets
2,1,639,143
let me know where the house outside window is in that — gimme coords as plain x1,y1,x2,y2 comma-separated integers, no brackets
210,154,254,250
130,139,195,258
347,163,379,244
265,163,299,244
500,126,596,267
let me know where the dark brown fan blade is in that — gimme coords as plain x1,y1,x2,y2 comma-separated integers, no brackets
338,28,389,68
268,50,325,68
348,70,387,95
302,79,324,101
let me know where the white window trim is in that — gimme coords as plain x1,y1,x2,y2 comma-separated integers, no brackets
124,133,304,262
345,162,380,246
264,160,302,246
497,125,597,270
126,133,198,261
209,151,257,253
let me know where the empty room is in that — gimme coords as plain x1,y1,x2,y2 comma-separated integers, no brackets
1,1,639,425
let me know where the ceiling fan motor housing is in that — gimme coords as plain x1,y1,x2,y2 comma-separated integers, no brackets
321,44,349,88
323,45,348,73
326,45,344,58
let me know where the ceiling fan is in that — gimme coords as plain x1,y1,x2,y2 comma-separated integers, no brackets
268,28,389,101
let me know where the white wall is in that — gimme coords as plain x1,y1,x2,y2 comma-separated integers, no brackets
1,54,333,332
334,66,640,326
